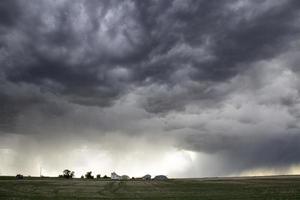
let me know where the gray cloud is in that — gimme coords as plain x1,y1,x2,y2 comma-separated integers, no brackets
1,0,300,177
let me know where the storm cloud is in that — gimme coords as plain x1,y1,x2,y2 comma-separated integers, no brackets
1,0,300,177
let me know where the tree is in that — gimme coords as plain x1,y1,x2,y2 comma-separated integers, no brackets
85,171,94,179
62,169,74,179
96,174,101,179
16,174,24,179
103,175,110,179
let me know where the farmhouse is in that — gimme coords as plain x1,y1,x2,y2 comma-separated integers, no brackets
111,172,130,180
111,172,121,180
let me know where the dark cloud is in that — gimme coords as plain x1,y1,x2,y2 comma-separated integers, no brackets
2,0,299,110
183,132,300,173
1,0,300,177
0,0,21,27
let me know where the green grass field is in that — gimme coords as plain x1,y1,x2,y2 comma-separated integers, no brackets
0,176,300,199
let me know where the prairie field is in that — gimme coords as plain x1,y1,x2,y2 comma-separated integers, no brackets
0,176,300,200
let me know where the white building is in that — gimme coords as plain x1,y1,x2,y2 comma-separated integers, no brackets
111,172,121,180
111,172,130,180
142,174,151,180
153,175,168,180
121,175,130,180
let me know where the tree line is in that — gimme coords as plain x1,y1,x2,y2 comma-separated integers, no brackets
58,169,109,179
16,169,110,180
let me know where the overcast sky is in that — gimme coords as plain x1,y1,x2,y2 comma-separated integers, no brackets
1,0,300,178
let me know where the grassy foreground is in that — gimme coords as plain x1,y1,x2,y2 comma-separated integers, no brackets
0,176,300,200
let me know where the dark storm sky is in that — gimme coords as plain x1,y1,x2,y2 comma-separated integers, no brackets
1,0,300,177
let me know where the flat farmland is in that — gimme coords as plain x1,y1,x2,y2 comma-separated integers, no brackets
0,176,300,200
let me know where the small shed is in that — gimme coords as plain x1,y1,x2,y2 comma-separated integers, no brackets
153,175,168,180
142,174,151,180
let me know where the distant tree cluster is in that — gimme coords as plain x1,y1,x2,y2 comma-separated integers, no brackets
16,174,24,179
85,171,94,179
56,170,110,180
58,169,74,179
103,175,109,179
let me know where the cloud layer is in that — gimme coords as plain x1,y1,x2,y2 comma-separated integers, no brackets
1,0,300,177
